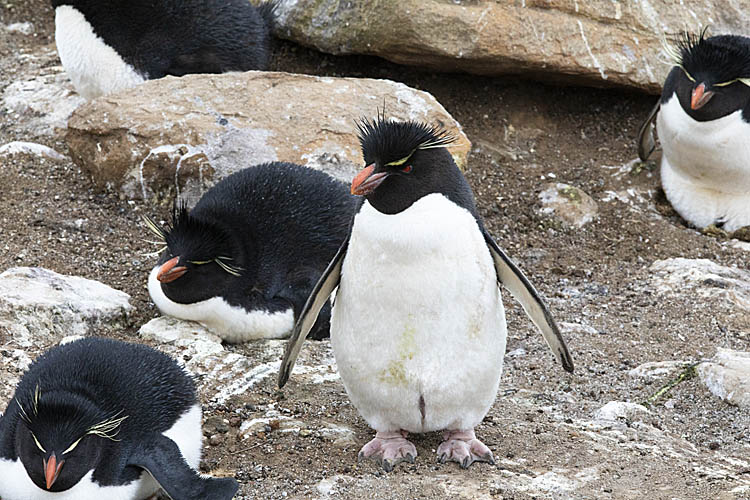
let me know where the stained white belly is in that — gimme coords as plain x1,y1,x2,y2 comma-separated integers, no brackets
331,194,506,434
658,94,750,231
0,404,202,500
54,5,145,100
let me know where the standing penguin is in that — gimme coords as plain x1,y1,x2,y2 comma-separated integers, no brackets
278,116,574,471
146,162,357,342
51,0,275,99
638,31,750,233
0,337,237,500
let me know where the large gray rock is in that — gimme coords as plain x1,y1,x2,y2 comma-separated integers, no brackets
699,349,750,408
273,0,750,93
650,258,750,312
0,46,85,137
0,267,132,347
66,71,471,203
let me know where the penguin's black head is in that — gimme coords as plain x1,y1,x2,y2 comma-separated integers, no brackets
667,30,750,120
353,115,476,215
145,203,244,304
14,388,125,491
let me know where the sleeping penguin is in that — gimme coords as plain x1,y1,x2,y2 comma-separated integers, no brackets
0,337,237,500
278,116,574,471
638,30,750,233
146,162,357,343
51,0,274,99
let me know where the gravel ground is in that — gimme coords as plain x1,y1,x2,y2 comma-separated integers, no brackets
0,2,749,499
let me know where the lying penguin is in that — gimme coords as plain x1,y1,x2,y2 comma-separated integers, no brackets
52,0,275,99
0,337,237,500
146,162,357,342
279,116,574,471
638,30,750,233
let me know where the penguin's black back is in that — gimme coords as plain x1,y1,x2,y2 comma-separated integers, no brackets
192,162,356,286
0,337,196,459
51,0,272,78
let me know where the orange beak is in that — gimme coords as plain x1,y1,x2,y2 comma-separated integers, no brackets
691,82,714,110
156,256,188,283
351,164,389,196
43,452,64,489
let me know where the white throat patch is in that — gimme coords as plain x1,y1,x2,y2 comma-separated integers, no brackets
657,94,750,231
54,5,145,100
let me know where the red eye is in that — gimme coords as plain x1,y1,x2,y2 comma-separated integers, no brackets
402,165,412,173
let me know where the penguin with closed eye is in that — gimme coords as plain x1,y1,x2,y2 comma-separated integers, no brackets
0,337,237,500
146,162,358,342
278,116,574,471
51,0,275,100
638,30,750,233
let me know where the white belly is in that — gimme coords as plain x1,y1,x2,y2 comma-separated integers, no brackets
147,267,295,342
0,404,202,500
331,194,506,434
54,6,145,100
657,94,750,231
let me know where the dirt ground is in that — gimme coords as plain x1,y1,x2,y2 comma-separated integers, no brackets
1,2,749,499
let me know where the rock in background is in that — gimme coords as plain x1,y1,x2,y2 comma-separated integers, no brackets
273,0,750,93
66,71,471,203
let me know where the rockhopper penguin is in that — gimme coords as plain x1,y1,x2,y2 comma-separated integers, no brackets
0,337,237,500
638,30,750,233
278,116,574,471
51,0,275,99
146,162,358,342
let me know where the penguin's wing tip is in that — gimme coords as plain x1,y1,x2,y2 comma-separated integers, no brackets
278,235,349,385
637,100,661,161
483,229,574,373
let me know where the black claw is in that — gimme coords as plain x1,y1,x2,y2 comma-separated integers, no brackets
382,459,394,472
460,456,471,469
485,453,496,465
357,452,365,462
438,453,447,464
405,453,415,464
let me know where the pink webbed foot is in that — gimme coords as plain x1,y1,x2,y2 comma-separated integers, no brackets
358,430,418,472
437,429,495,469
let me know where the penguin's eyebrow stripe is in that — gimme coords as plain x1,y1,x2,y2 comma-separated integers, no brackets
31,433,46,453
385,152,414,167
63,437,83,454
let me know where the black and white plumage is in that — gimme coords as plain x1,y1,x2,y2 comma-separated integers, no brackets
278,117,573,471
0,337,237,500
146,162,357,342
638,31,750,232
51,0,275,99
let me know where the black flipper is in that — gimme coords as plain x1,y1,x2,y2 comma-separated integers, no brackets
637,100,661,161
278,234,350,388
128,434,238,500
483,229,574,373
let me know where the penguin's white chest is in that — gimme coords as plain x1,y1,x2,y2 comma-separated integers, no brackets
147,267,295,342
54,6,145,100
331,194,507,434
657,94,750,230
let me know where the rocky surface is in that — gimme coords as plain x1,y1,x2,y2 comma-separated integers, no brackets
273,0,750,93
1,2,750,498
699,349,750,408
66,72,471,203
